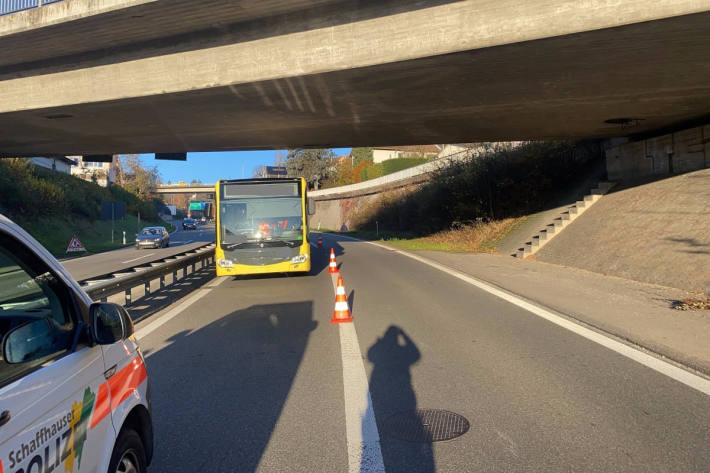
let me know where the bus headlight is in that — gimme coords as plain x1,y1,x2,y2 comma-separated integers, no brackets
217,258,234,268
290,254,308,264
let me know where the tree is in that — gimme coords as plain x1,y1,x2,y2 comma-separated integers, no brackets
115,154,160,199
285,149,334,189
274,150,286,167
351,147,373,166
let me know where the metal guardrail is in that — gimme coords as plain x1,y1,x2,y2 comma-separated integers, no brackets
79,243,216,305
1,0,63,16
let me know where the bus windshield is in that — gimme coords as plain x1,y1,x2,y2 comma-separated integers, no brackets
219,182,303,248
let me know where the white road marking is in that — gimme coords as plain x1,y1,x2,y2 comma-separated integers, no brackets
135,276,227,340
326,233,710,397
121,252,155,264
331,273,386,473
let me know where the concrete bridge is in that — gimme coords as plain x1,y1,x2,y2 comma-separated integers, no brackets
2,0,710,156
155,184,215,195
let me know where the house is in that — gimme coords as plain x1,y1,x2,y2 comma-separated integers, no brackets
29,156,74,174
69,155,119,187
328,155,351,172
372,145,442,163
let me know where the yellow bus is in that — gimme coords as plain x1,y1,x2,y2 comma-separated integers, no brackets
214,177,314,276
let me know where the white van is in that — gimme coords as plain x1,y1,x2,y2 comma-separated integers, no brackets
0,214,153,473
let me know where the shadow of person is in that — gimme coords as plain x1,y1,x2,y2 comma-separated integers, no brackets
367,326,435,473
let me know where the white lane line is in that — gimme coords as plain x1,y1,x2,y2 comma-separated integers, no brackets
135,276,228,340
121,252,155,264
327,234,710,397
331,274,386,473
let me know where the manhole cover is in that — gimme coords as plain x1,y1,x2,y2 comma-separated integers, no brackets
382,409,470,442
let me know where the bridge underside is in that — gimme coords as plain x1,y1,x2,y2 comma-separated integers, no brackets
1,4,709,155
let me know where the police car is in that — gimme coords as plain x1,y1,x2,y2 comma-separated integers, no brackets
0,214,153,473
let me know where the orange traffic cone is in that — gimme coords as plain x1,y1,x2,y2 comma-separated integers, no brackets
331,275,353,324
317,234,323,248
328,248,338,273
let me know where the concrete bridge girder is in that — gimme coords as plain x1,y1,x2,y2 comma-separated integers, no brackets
1,0,710,155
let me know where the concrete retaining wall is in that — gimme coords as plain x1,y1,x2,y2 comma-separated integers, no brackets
308,160,438,231
606,124,710,180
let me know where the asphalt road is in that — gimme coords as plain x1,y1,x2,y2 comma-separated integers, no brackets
135,233,710,473
61,223,215,281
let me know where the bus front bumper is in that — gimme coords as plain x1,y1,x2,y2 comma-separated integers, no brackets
215,258,310,276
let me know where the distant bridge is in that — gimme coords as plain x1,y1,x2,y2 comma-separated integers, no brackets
155,184,215,195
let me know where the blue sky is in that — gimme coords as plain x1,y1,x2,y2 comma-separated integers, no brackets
139,148,351,184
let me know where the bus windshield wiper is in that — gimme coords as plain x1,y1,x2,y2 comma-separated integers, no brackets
223,242,249,250
223,239,300,249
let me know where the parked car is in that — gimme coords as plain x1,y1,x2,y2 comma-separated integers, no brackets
182,218,197,230
135,226,170,249
0,213,153,473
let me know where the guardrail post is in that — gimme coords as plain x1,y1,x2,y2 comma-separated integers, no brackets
80,244,214,304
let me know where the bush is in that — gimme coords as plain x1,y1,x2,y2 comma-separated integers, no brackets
0,159,68,218
0,159,158,222
352,141,601,235
363,157,430,181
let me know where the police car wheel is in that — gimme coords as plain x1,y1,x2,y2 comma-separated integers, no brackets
109,429,147,473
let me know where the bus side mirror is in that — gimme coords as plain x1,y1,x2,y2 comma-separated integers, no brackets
307,198,316,216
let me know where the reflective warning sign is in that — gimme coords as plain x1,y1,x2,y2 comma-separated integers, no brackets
66,236,87,253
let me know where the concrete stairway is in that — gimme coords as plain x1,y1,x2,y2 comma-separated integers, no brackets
514,181,616,259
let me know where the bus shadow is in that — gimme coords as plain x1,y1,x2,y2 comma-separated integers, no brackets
144,301,317,473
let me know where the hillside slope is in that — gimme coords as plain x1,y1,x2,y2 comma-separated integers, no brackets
536,169,710,293
0,159,168,255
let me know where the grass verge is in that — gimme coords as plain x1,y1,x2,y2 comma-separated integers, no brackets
21,215,174,257
322,217,525,253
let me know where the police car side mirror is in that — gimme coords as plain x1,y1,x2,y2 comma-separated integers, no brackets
307,197,316,216
90,303,134,345
3,319,57,364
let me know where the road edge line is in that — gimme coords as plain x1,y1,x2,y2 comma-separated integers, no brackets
325,233,710,397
